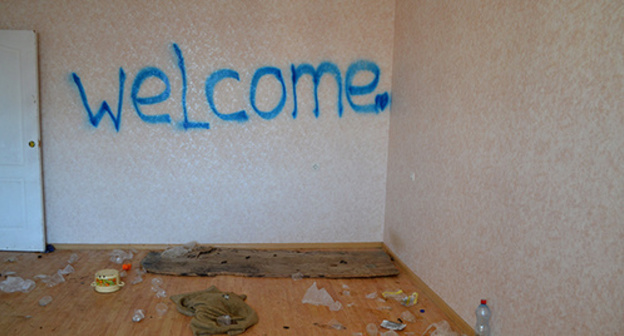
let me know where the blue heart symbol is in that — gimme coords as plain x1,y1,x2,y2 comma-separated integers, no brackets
375,92,390,112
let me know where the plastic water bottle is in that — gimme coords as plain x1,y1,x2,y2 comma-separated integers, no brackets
475,299,491,336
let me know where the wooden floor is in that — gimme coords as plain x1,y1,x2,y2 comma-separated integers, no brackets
0,247,468,335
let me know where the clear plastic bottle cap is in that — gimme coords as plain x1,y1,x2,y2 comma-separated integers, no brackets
132,309,145,322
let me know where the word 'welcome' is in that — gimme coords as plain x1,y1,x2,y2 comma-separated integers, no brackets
71,43,390,132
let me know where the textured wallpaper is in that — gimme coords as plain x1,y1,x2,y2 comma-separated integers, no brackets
0,0,395,244
385,0,624,334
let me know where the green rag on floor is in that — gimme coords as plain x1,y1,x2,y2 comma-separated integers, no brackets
170,286,259,336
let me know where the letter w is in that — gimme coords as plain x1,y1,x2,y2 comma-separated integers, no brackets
71,68,126,132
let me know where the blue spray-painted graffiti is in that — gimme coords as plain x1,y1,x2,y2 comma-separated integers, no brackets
291,62,343,119
71,43,390,132
206,69,248,123
72,68,125,132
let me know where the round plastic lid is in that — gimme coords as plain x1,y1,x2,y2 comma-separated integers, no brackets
481,299,487,304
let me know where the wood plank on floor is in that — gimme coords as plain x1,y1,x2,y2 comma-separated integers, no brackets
141,246,400,278
0,248,471,335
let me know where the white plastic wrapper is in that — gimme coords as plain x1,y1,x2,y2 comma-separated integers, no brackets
380,320,406,331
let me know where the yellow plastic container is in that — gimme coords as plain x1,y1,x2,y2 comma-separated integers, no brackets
91,269,125,293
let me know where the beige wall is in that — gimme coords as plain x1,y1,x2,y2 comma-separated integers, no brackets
0,0,394,244
386,1,623,334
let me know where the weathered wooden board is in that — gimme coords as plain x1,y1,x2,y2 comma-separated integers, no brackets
141,247,399,278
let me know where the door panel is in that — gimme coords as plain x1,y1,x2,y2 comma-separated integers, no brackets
0,30,45,251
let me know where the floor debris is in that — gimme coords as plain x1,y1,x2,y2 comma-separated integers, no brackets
38,295,53,307
302,281,342,311
422,320,467,336
0,276,36,293
170,286,258,336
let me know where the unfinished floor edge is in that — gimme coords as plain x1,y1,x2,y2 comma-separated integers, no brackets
53,242,384,251
381,243,474,336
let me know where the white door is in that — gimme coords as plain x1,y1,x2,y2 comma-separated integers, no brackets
0,30,45,251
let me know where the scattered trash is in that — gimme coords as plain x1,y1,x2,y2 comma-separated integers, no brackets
366,292,378,299
132,309,145,322
328,319,345,330
291,272,304,281
475,299,491,336
0,276,36,293
353,333,364,336
3,271,16,276
313,319,346,330
400,310,417,323
161,241,197,258
217,315,232,326
382,289,404,300
5,256,18,263
155,288,167,298
170,286,258,336
45,244,55,253
380,320,406,331
34,260,77,289
382,289,418,307
377,306,393,311
155,302,169,317
130,273,143,285
150,277,167,298
59,264,75,275
330,301,343,312
109,249,133,264
160,246,189,258
130,267,146,285
302,282,342,311
366,322,378,336
342,284,351,296
41,271,65,287
67,253,79,264
402,292,418,307
422,320,466,336
39,295,53,307
91,269,125,293
151,285,165,294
